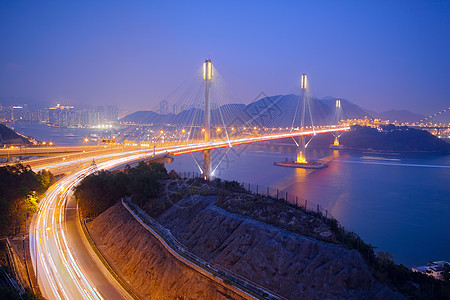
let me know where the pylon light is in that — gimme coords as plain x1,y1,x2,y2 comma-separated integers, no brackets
203,59,213,81
301,73,307,89
203,62,206,80
208,61,212,80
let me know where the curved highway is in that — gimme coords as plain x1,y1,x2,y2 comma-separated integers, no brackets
28,126,348,299
29,151,161,299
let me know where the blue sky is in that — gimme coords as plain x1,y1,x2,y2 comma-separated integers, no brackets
0,0,449,114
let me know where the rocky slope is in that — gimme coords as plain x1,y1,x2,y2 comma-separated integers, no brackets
157,195,404,300
87,202,246,300
0,124,31,146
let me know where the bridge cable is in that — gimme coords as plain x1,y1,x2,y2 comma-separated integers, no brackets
211,147,231,176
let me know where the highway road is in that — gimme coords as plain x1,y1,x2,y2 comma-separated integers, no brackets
28,126,349,299
29,154,151,299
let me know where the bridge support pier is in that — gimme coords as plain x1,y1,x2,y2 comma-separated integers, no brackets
296,74,308,164
296,136,307,163
333,136,340,147
202,149,211,180
202,59,213,180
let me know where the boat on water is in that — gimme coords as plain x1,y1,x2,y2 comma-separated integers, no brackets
64,133,78,137
330,144,345,150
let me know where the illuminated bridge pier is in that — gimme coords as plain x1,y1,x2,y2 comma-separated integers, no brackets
275,73,327,169
330,99,345,150
296,73,308,164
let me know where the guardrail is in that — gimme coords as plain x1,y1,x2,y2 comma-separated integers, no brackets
78,210,140,300
122,198,285,300
4,239,25,295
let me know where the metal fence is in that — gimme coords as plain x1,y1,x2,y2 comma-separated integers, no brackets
176,171,334,220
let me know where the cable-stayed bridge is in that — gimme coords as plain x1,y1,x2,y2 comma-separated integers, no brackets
2,59,348,179
11,59,378,300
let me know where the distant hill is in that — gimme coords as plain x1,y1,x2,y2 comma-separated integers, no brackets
376,110,424,123
0,124,31,146
341,125,450,153
120,95,370,127
310,125,450,153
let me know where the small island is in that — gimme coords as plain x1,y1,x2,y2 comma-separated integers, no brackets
312,125,450,153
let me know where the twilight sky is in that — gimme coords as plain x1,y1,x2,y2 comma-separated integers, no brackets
0,0,449,114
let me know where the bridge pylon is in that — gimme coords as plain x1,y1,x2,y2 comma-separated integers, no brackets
296,73,308,163
202,59,213,180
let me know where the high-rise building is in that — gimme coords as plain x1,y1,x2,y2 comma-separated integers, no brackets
172,104,178,114
106,105,119,122
160,100,168,114
48,104,75,127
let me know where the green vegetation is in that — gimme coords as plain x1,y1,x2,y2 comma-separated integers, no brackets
444,264,450,282
74,161,169,218
341,125,450,153
0,164,53,299
0,164,55,236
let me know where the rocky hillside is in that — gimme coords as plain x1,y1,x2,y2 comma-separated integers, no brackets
87,202,247,300
81,170,449,299
0,124,31,146
157,195,402,300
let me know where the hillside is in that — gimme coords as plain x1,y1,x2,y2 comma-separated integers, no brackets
0,124,31,146
157,195,401,299
341,125,450,153
119,95,370,127
78,165,450,299
376,110,424,123
309,125,450,153
88,202,246,299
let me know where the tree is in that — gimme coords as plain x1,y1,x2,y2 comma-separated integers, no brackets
0,164,54,236
444,263,450,282
74,161,169,217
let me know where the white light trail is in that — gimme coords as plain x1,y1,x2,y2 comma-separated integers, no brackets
30,126,348,299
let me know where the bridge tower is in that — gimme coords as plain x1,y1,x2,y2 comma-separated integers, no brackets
202,59,213,180
334,99,342,146
296,73,308,163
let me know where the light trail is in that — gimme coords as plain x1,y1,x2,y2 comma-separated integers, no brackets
29,126,348,299
30,152,153,299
